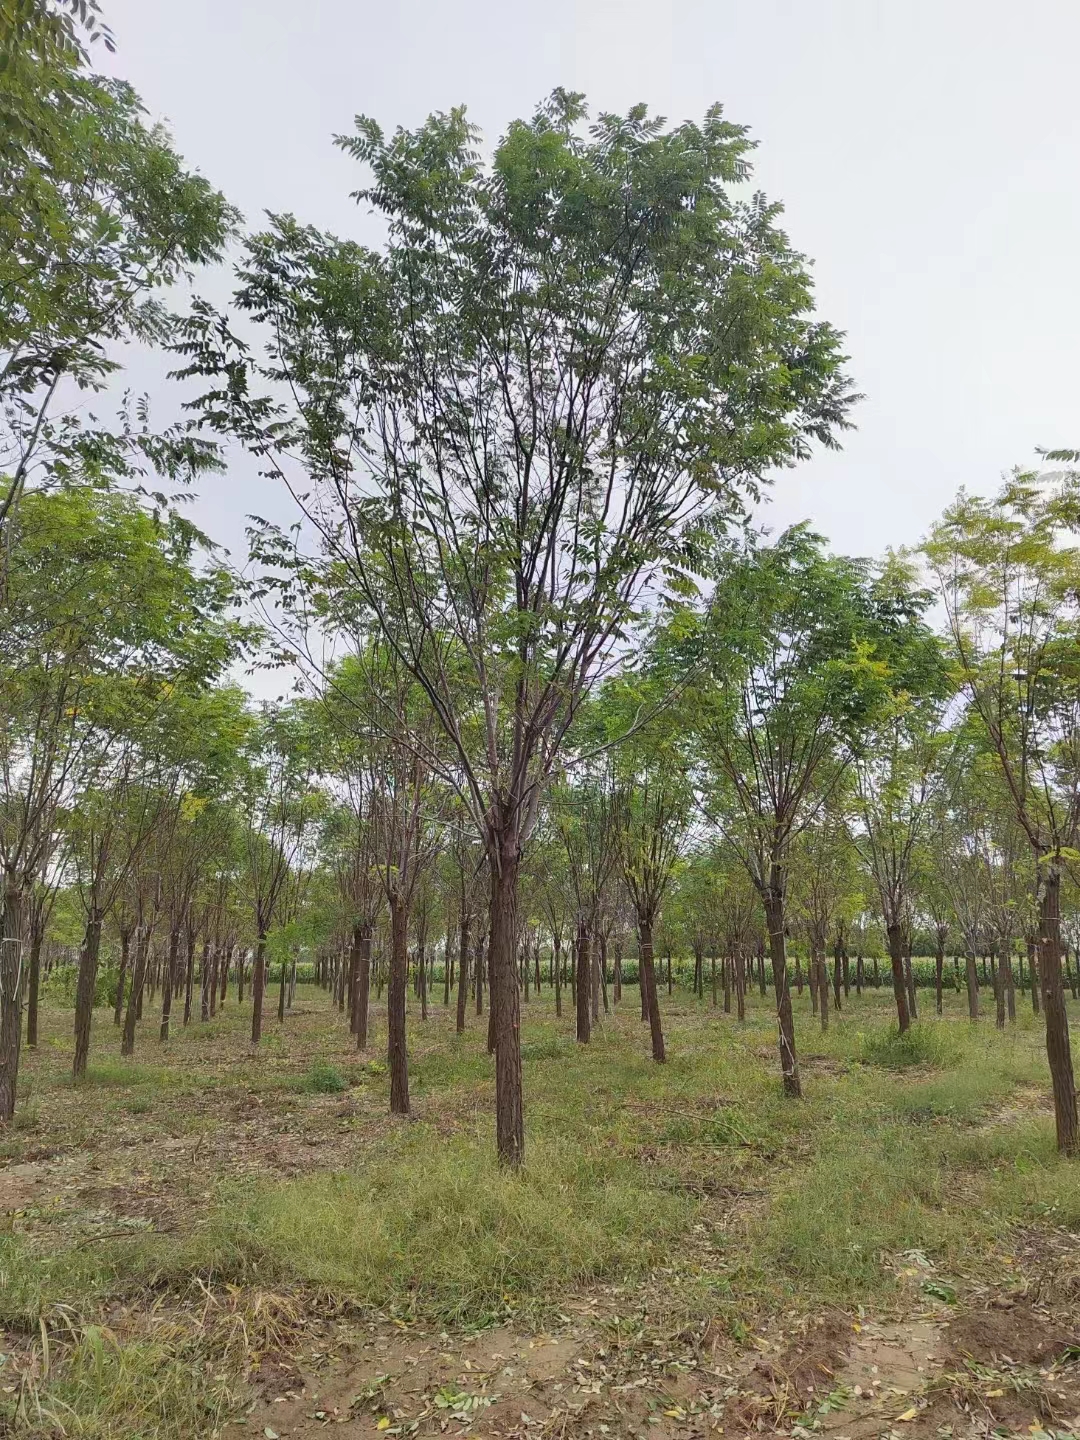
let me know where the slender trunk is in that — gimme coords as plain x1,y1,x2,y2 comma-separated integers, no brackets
993,947,1006,1030
886,921,911,1034
575,917,591,1044
25,922,41,1052
489,846,524,1167
356,923,371,1050
613,935,622,1004
456,910,470,1035
856,950,864,996
238,950,246,1005
817,952,830,1032
735,948,746,1021
277,953,287,1022
487,925,497,1055
183,935,194,1025
419,941,428,1020
637,916,666,1063
1038,865,1078,1155
122,930,149,1057
221,947,230,1006
72,908,103,1082
965,949,980,1021
200,941,211,1022
764,885,800,1098
599,930,609,1015
666,950,673,996
1028,934,1041,1015
0,880,24,1121
475,934,484,1015
1005,945,1016,1023
250,935,267,1044
832,943,842,1011
160,929,179,1042
904,948,918,1021
114,931,130,1026
935,943,944,1016
388,893,409,1116
795,952,803,996
553,934,562,1018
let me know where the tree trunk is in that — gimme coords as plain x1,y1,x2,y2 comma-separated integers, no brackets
277,952,287,1022
388,893,410,1115
575,917,591,1044
356,923,371,1050
456,910,470,1035
735,948,746,1021
886,921,910,1034
1038,865,1078,1155
0,879,25,1121
764,887,800,1098
935,943,944,1016
964,949,979,1021
489,846,524,1167
183,935,194,1025
250,935,267,1044
637,916,666,1063
114,930,130,1026
817,951,829,1032
904,947,918,1020
613,935,622,1004
72,909,103,1081
856,950,864,996
553,933,562,1018
25,919,42,1052
832,943,842,1011
1028,934,1041,1015
122,930,149,1057
160,929,179,1042
993,947,1006,1030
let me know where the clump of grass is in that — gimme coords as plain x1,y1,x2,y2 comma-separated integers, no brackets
305,1059,348,1094
171,1125,696,1325
860,1022,958,1070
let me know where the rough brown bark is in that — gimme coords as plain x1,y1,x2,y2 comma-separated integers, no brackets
250,935,267,1044
456,909,470,1035
122,930,149,1057
25,921,42,1051
764,889,800,1097
886,921,911,1034
0,880,24,1121
575,917,591,1044
114,930,130,1026
964,949,979,1021
73,909,103,1081
356,923,371,1050
637,917,666,1063
388,893,410,1115
1038,866,1078,1155
160,928,179,1042
489,849,524,1166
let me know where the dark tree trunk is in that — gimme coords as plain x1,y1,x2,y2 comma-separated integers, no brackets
553,934,562,1018
964,949,980,1021
832,943,842,1011
250,935,267,1044
356,923,371,1050
26,919,42,1052
122,931,149,1057
1028,934,1041,1015
183,934,194,1025
575,917,591,1044
795,952,803,995
72,909,103,1081
637,916,666,1063
886,922,910,1034
764,886,800,1097
735,948,746,1022
856,950,864,996
904,948,918,1020
613,934,622,1003
475,933,484,1015
160,929,179,1041
1038,865,1078,1155
388,893,410,1115
0,880,24,1121
277,953,287,1022
456,910,470,1035
114,930,130,1026
489,847,524,1167
817,952,830,1032
935,942,944,1016
200,941,211,1022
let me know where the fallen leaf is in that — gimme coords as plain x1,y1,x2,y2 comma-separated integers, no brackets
896,1407,919,1422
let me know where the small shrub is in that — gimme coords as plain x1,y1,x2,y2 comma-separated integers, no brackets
307,1060,348,1094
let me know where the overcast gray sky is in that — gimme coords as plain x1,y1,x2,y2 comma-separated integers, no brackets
102,0,1079,564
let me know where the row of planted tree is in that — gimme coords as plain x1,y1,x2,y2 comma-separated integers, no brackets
3,5,1080,1165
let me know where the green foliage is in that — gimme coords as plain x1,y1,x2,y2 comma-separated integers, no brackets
304,1059,348,1094
860,1022,959,1069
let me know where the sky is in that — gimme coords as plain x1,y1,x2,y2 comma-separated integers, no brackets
99,0,1080,567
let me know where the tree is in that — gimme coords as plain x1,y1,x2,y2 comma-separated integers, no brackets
178,94,855,1165
925,462,1080,1153
699,528,933,1095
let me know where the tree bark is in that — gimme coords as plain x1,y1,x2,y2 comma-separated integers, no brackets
456,910,470,1035
356,922,371,1050
817,952,830,1032
637,916,666,1063
886,921,911,1034
764,887,800,1097
25,918,42,1052
114,930,130,1026
73,909,103,1081
250,935,267,1044
0,879,24,1121
489,846,524,1166
575,917,591,1044
935,941,944,1016
1038,865,1078,1155
160,929,178,1041
388,893,409,1115
964,948,979,1021
122,930,149,1057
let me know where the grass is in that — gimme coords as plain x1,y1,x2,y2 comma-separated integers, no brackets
1,972,1077,1435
